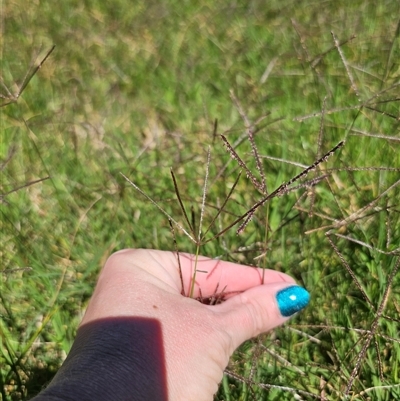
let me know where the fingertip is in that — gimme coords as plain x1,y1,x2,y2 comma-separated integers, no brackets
276,285,310,317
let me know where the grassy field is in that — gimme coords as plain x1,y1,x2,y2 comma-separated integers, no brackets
1,0,400,399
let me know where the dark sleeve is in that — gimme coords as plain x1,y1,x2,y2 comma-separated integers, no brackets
30,317,168,401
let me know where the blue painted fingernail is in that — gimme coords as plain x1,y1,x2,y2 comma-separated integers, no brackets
276,286,310,317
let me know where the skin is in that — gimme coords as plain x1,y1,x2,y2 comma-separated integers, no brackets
31,249,301,401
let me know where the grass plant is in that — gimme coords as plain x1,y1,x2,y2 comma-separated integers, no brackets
1,0,399,400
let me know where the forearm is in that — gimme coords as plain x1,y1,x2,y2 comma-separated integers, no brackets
30,317,168,401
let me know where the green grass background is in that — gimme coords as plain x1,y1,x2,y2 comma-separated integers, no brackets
1,0,399,399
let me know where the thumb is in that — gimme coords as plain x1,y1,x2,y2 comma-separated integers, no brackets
216,283,310,350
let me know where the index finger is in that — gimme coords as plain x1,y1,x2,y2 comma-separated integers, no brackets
178,253,297,300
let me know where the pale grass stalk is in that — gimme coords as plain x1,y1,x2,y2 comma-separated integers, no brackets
169,219,185,296
294,82,399,122
229,89,267,193
309,96,327,217
120,172,196,243
345,256,400,394
331,31,360,100
202,171,242,240
326,178,400,233
292,324,400,344
189,147,211,298
170,168,194,235
225,369,323,399
0,45,55,107
260,343,306,375
220,134,261,191
326,234,374,310
237,142,344,233
333,233,400,255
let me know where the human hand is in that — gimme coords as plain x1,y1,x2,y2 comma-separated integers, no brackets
32,249,309,401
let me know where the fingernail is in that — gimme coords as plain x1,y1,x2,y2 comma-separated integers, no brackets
276,286,310,317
